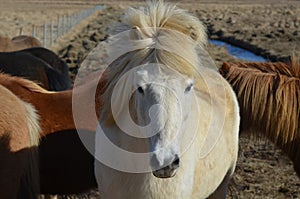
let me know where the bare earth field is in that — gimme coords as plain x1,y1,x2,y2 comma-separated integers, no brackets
0,1,96,37
0,0,299,198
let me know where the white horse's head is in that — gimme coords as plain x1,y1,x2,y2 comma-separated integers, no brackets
131,64,195,178
94,1,218,179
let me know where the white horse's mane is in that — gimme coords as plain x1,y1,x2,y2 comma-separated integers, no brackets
113,0,209,69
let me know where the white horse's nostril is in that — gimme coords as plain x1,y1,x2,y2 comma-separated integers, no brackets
171,156,180,169
151,154,180,178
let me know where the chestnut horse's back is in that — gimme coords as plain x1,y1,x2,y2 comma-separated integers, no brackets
0,48,71,91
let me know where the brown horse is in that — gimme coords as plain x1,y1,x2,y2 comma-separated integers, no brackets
0,72,107,194
220,57,300,177
0,35,42,52
0,47,71,91
0,84,40,199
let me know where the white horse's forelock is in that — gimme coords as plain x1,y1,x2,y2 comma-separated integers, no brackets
107,0,217,72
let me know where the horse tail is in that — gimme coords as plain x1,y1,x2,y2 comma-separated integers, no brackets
18,102,40,199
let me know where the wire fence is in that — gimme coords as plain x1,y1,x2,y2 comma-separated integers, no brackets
19,5,104,48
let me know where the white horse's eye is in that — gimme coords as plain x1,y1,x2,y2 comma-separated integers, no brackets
137,86,144,94
185,83,193,93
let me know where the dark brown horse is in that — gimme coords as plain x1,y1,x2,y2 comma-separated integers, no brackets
0,35,42,52
0,84,40,198
0,47,71,91
0,72,107,194
220,57,300,177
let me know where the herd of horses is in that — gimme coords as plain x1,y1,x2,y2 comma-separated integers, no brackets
0,1,299,199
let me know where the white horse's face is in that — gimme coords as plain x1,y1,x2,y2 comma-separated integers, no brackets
133,65,194,178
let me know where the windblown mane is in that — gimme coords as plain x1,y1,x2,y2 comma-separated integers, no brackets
0,73,48,93
220,57,300,175
100,1,210,126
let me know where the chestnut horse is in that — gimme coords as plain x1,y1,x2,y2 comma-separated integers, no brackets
220,58,300,177
0,35,42,52
0,84,40,198
0,72,106,194
0,47,71,91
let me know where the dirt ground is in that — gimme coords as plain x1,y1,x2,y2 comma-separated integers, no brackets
0,0,299,198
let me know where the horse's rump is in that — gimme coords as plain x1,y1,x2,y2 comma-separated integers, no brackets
0,48,71,91
19,47,69,75
0,35,42,52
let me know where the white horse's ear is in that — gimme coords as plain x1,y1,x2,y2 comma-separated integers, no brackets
134,70,148,89
136,70,148,80
130,26,143,40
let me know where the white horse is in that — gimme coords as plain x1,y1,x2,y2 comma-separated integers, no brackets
94,1,240,198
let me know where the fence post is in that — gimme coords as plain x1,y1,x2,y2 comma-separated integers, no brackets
68,14,71,31
60,15,65,35
50,20,53,47
32,25,36,37
43,22,47,48
21,6,101,47
57,15,60,38
19,28,23,35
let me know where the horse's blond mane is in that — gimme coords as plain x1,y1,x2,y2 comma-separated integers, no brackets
101,1,209,126
220,57,300,173
123,1,207,44
0,73,48,93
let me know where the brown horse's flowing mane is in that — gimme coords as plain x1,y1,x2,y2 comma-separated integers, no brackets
220,57,300,176
0,73,48,93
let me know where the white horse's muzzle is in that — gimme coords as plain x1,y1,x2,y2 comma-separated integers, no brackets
151,154,180,178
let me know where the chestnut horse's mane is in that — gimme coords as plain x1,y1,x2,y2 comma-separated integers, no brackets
0,73,49,93
220,57,300,176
